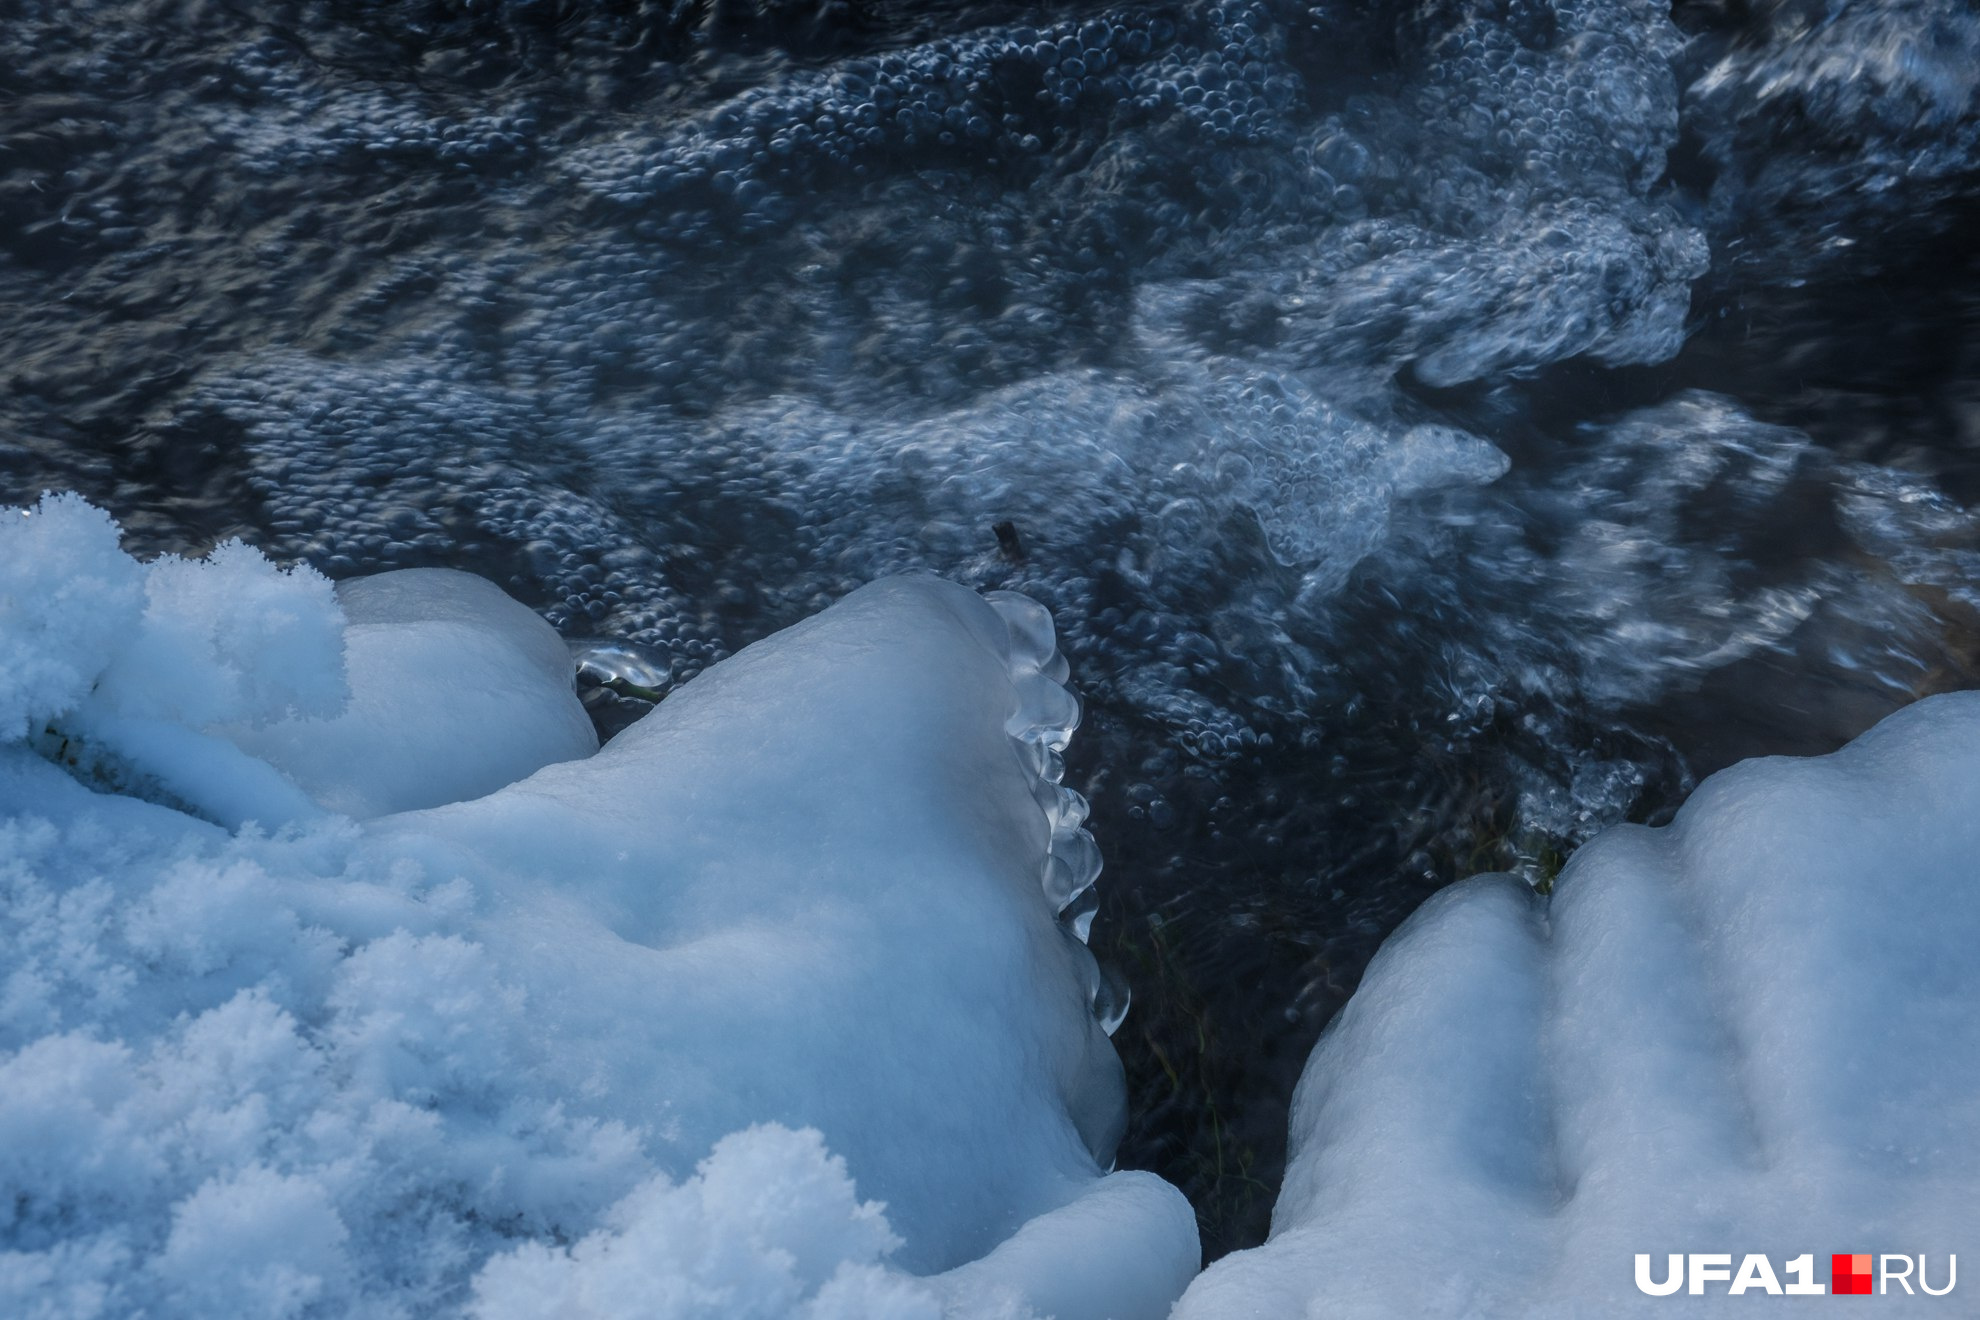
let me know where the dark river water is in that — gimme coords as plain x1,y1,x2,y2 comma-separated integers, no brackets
4,0,1978,1256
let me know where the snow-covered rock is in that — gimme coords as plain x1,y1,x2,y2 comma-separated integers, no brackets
1176,692,1980,1318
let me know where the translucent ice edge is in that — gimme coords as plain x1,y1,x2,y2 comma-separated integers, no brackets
985,589,1128,1034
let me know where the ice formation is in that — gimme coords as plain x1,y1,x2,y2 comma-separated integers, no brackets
1175,691,1980,1317
0,496,1196,1319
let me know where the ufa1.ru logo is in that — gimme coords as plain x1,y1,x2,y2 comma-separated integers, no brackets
1634,1254,1957,1296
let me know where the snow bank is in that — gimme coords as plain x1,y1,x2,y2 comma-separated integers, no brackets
0,496,1195,1319
1176,692,1980,1318
226,568,597,818
0,494,593,824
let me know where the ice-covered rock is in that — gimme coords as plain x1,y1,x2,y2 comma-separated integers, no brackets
1176,691,1980,1317
0,497,1196,1319
375,570,1173,1274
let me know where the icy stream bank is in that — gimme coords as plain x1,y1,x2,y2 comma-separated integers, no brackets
0,496,1195,1319
1177,692,1980,1317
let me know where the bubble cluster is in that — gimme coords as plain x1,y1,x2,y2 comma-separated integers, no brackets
6,0,1969,811
1127,0,1709,381
561,4,1306,216
210,38,541,177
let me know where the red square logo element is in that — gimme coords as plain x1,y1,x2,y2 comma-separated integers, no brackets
1833,1254,1874,1295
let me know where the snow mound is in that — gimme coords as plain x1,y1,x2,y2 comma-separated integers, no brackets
1177,692,1980,1317
2,492,348,830
467,1124,951,1320
1,492,346,744
3,498,590,827
377,572,1173,1273
0,497,1194,1319
226,568,597,818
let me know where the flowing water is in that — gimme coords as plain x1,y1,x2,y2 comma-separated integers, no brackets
4,0,1978,1256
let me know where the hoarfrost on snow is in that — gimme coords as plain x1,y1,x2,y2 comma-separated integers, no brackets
0,496,1196,1320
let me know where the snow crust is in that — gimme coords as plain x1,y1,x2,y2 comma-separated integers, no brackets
1176,692,1980,1318
0,496,1195,1319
